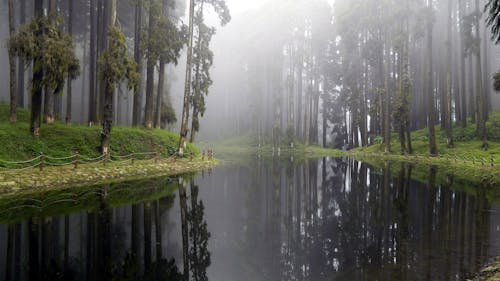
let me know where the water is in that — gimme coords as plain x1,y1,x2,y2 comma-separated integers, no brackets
0,157,498,281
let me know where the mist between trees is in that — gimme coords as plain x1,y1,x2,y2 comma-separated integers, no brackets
1,0,500,155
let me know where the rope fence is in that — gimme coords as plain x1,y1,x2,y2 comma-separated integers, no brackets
0,147,212,173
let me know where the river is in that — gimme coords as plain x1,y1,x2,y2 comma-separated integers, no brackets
0,156,499,281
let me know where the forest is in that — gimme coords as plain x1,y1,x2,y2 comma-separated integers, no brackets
0,0,500,157
1,1,500,281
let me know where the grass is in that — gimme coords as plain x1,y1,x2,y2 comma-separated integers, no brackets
0,105,198,167
355,111,500,164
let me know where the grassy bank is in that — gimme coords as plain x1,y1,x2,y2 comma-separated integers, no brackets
354,112,500,163
348,113,500,185
0,157,217,193
0,105,197,166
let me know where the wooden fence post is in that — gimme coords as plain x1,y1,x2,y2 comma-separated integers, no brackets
39,153,44,172
74,151,79,169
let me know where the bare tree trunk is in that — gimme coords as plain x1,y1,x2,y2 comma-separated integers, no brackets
144,0,156,129
17,0,26,109
88,0,97,125
8,0,17,123
30,0,44,135
65,0,73,124
81,8,88,124
178,0,195,155
43,0,57,125
427,0,437,156
132,0,143,126
384,46,391,154
296,55,303,140
474,0,487,149
445,0,454,147
155,62,165,129
459,0,467,127
100,0,117,155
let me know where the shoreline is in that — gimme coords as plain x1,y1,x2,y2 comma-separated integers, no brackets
0,157,218,195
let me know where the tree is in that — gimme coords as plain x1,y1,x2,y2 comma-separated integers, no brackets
426,0,438,156
132,0,143,127
143,0,157,129
43,0,58,125
8,0,17,123
98,18,139,154
66,0,74,124
154,0,186,129
190,10,216,142
17,0,26,109
179,0,230,153
9,3,80,135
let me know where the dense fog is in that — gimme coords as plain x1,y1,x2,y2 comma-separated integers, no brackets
1,0,500,150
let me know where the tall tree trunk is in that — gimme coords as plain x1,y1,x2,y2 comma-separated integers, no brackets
96,0,105,123
178,0,195,155
384,46,391,154
483,21,492,117
65,0,73,124
30,0,44,135
474,0,487,149
17,0,26,109
190,5,205,143
155,62,165,129
427,0,437,156
304,83,310,146
445,0,454,147
100,0,117,155
289,44,295,147
88,0,97,125
43,0,57,125
296,55,303,140
81,8,88,124
144,0,156,129
468,54,476,123
132,0,143,126
8,0,17,123
322,75,327,147
459,0,467,127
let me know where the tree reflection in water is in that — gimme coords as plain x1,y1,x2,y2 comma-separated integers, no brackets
0,158,498,281
0,177,211,281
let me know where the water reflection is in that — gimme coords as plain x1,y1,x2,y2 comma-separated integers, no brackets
0,178,210,281
0,157,498,281
198,157,499,281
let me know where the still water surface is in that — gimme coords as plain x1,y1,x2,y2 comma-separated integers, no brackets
0,157,499,281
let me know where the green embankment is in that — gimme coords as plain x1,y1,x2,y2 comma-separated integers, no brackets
350,112,500,186
0,105,198,166
0,105,218,191
353,111,500,163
